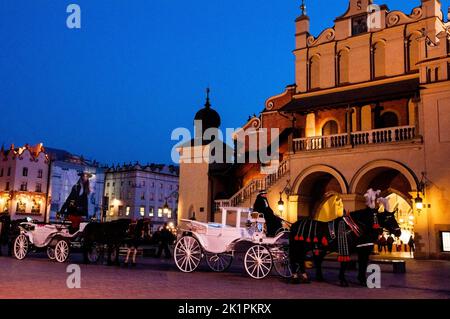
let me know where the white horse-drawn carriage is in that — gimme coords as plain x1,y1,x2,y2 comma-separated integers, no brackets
13,219,88,263
174,207,291,279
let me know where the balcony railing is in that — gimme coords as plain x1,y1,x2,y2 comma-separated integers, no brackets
293,126,416,152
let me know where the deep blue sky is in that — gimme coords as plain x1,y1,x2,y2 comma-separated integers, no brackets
1,0,448,165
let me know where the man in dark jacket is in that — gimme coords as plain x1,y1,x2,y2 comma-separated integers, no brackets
253,191,282,237
156,223,175,258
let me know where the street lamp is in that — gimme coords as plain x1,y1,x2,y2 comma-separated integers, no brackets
278,193,285,214
163,200,170,215
415,194,423,211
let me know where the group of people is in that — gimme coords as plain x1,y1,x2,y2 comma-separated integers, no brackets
377,234,415,255
123,221,176,266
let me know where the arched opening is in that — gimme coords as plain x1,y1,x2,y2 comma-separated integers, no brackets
373,42,386,78
351,162,418,258
295,167,347,221
408,32,421,72
309,55,321,90
322,120,339,136
379,111,399,128
338,49,350,84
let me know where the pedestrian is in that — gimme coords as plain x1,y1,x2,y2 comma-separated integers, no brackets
387,235,394,253
156,223,175,259
408,235,415,256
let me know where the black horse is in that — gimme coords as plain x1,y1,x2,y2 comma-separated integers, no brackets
289,208,401,287
82,219,131,265
0,214,10,256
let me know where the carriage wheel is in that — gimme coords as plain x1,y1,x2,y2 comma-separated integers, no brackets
55,240,70,263
205,253,233,272
13,235,29,260
87,243,100,263
47,247,56,260
244,245,273,280
174,236,203,273
273,246,292,278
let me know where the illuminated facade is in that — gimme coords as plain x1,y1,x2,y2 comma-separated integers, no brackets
104,163,179,232
178,0,450,259
0,143,51,222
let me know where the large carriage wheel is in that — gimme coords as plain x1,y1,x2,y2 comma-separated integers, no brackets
272,246,292,278
174,236,203,273
244,245,273,280
55,240,70,263
13,234,29,260
205,252,233,272
47,247,56,260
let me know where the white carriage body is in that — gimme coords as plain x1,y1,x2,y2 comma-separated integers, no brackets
178,207,284,254
19,221,88,248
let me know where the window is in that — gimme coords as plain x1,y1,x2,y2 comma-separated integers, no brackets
159,193,163,201
352,15,368,35
338,49,349,84
118,206,124,217
322,120,339,136
152,182,155,188
149,207,154,217
167,210,172,219
309,55,321,90
112,182,115,187
7,167,11,177
408,33,421,72
141,193,145,200
109,205,115,216
37,169,43,179
373,42,386,78
31,200,41,214
441,232,450,252
126,206,131,216
150,193,154,201
5,182,10,191
107,182,110,187
158,208,163,218
20,182,28,191
170,185,173,191
140,206,145,217
379,112,399,128
23,167,28,177
16,201,26,214
142,181,145,187
35,183,42,193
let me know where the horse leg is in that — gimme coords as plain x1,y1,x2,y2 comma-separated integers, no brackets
83,242,90,264
132,248,137,266
339,262,349,287
313,252,326,282
357,246,372,286
106,245,113,266
124,248,131,265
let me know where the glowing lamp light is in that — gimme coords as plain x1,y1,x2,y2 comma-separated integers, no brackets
415,195,423,211
278,194,285,213
409,215,414,221
163,201,170,215
399,219,405,224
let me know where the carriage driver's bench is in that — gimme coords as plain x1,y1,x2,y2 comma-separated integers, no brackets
370,259,407,274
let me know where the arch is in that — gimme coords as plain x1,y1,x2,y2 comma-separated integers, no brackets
321,119,339,136
379,111,399,128
350,160,419,195
338,48,350,84
373,41,386,78
309,54,321,90
293,164,348,195
407,31,422,72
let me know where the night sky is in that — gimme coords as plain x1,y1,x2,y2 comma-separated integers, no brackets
1,0,448,165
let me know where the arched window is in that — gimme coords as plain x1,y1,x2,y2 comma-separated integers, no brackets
322,120,339,136
373,42,386,78
338,49,349,85
380,112,399,128
408,33,421,72
309,55,321,90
